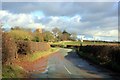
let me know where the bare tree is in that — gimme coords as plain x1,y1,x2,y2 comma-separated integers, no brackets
70,32,77,41
52,27,62,41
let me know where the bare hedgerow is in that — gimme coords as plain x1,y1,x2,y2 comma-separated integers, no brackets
80,45,120,65
2,32,17,64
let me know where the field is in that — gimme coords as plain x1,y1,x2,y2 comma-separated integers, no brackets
50,41,118,46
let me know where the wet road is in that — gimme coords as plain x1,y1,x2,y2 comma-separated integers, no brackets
31,48,117,79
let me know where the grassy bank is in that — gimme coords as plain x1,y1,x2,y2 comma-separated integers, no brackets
2,65,28,78
19,48,59,62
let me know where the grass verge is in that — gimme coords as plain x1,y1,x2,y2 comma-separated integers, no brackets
19,48,59,62
2,64,28,78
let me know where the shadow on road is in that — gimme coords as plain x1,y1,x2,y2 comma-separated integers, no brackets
64,49,100,72
64,48,120,79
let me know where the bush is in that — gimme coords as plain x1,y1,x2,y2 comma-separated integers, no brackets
32,36,40,42
32,32,44,42
8,30,33,41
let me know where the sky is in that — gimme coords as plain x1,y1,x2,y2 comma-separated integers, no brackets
0,1,119,41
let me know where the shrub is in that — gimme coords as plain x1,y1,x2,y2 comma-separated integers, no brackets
33,32,44,42
8,30,33,41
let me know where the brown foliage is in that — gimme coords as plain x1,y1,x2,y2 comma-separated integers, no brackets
80,45,120,65
2,28,51,64
2,33,17,64
16,40,50,55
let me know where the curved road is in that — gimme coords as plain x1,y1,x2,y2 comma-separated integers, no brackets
31,48,118,79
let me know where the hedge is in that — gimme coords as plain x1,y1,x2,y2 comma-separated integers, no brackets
16,40,51,55
78,45,120,72
2,33,51,64
2,33,17,64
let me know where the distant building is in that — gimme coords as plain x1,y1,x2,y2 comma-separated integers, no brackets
36,28,42,33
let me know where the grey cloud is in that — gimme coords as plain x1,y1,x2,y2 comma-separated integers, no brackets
2,2,117,23
1,2,118,40
2,2,116,16
34,17,51,24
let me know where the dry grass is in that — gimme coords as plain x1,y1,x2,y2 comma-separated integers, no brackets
18,48,59,62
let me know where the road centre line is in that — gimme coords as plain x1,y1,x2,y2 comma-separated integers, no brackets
64,65,72,74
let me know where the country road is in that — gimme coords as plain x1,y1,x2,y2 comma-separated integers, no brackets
31,48,119,79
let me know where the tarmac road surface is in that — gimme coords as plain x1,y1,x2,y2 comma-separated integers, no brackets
31,48,119,79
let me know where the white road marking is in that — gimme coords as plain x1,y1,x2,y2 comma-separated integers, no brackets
41,66,49,73
64,65,72,74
